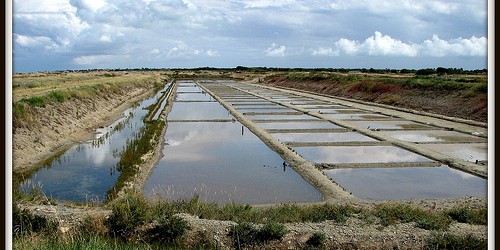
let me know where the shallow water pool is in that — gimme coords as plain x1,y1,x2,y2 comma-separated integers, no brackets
324,165,487,200
143,122,323,204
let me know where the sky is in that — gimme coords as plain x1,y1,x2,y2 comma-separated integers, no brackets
12,0,489,72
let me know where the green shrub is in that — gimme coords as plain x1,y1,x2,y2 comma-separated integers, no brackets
470,83,487,93
22,96,46,107
229,221,287,247
374,203,424,226
306,232,326,248
106,194,150,240
257,222,288,242
374,203,451,230
229,222,259,247
147,216,190,244
425,233,487,250
49,91,70,102
447,207,487,225
416,212,452,231
302,204,358,223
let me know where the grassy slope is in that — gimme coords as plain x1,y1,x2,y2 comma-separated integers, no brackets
264,72,487,123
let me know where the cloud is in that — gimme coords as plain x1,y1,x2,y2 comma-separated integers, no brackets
422,35,487,57
311,47,338,56
363,32,418,56
14,34,58,50
243,0,296,8
12,0,487,72
206,50,218,57
312,32,486,57
73,54,126,65
98,34,112,43
265,43,286,57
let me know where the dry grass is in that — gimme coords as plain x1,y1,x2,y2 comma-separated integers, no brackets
13,71,158,101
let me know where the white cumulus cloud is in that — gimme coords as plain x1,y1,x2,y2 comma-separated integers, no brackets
422,35,487,57
265,43,286,57
312,32,486,58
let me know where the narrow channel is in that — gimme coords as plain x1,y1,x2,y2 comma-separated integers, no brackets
18,83,172,202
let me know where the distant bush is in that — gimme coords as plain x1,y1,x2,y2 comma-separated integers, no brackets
415,68,436,75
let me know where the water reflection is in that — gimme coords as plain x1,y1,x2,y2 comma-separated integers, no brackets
324,165,487,200
348,120,432,130
323,113,391,120
420,143,487,162
19,86,167,202
293,146,432,164
246,114,318,120
271,132,377,143
257,121,342,130
175,93,214,101
168,102,233,120
378,130,487,143
143,122,323,204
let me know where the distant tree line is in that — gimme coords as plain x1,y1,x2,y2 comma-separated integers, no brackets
33,66,487,75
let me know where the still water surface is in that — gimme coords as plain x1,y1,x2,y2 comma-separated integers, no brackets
324,165,487,200
20,85,170,202
143,122,323,204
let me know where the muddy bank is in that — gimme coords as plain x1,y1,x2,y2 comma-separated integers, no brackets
13,84,157,173
125,82,178,195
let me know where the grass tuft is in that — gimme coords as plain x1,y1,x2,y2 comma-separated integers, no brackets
424,233,487,250
306,232,327,249
447,207,487,225
373,203,451,230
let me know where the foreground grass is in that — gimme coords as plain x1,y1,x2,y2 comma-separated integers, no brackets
13,193,487,249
